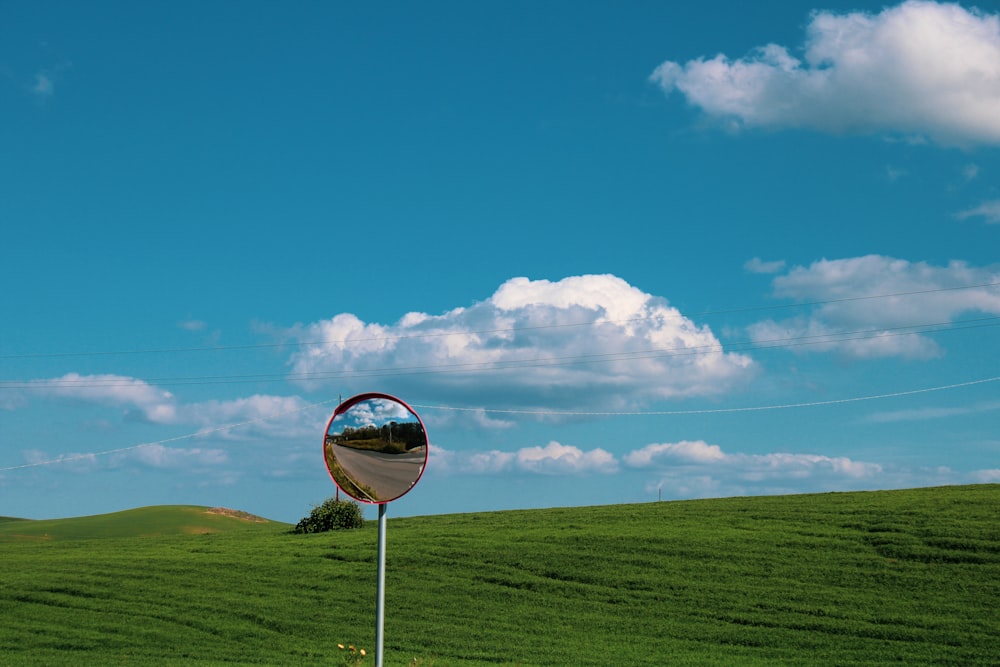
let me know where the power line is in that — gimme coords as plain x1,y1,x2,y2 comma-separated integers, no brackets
3,375,997,472
411,375,1000,416
3,281,998,360
0,396,342,472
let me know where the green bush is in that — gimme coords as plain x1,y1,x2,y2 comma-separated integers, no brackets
293,498,365,533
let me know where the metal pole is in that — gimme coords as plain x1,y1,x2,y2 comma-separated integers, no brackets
375,503,387,667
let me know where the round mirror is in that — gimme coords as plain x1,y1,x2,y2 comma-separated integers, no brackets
323,393,428,503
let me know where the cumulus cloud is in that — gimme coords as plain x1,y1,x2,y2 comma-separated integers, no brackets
957,200,1000,224
285,274,754,411
623,440,726,466
516,441,619,475
747,255,1000,359
651,1,1000,146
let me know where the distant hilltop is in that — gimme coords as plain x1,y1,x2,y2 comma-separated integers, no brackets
0,505,288,542
206,507,270,523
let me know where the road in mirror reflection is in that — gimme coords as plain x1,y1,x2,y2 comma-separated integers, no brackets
324,396,427,503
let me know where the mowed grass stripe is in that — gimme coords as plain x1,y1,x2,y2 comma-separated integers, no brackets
1,485,997,665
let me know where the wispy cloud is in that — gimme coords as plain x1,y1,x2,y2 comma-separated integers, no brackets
957,200,1000,224
117,443,229,469
651,1,1000,146
868,400,1000,423
178,319,207,332
744,257,786,275
16,374,324,440
30,72,53,98
747,255,1000,359
26,373,178,423
23,448,98,473
885,166,907,183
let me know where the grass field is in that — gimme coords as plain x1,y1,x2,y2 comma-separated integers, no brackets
1,485,997,665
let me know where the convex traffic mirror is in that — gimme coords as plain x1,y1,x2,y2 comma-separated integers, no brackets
323,393,428,503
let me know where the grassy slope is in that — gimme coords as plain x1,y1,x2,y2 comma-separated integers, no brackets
0,505,278,541
0,485,997,666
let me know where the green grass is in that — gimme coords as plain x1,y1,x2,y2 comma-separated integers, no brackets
1,485,998,665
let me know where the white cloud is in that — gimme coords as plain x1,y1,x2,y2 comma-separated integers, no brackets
651,1,1000,146
179,394,322,440
748,255,1000,359
431,441,619,476
957,200,1000,224
744,257,786,274
27,374,178,423
428,438,896,487
472,409,516,430
625,440,880,479
972,469,1000,483
623,440,725,466
286,274,754,410
516,441,618,475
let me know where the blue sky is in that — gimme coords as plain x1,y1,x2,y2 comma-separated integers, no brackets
2,0,998,523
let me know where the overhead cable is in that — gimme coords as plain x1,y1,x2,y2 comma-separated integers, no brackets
2,375,997,472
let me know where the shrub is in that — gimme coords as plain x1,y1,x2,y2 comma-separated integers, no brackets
293,498,365,533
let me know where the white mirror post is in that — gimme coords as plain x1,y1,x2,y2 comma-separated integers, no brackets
376,502,387,667
323,392,428,667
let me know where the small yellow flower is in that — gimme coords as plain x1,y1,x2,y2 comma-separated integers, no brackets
360,649,367,656
338,644,345,650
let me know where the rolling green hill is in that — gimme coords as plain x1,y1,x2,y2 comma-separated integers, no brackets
0,505,281,542
1,485,997,665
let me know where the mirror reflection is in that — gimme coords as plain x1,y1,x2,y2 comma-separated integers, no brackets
324,393,428,503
